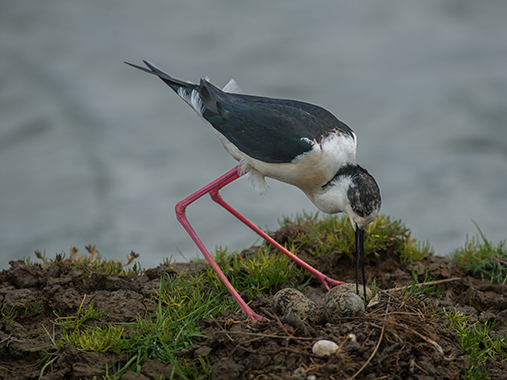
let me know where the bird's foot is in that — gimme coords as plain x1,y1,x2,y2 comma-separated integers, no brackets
321,276,346,291
244,309,269,322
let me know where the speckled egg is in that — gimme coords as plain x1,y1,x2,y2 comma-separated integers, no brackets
323,292,365,322
323,283,373,306
285,297,322,324
272,288,307,315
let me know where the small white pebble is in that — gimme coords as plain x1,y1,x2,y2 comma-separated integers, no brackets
312,339,339,356
347,333,357,342
307,375,317,380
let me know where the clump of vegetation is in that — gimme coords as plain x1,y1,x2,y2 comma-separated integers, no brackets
452,223,507,285
211,245,306,298
443,307,507,379
26,245,142,276
0,301,41,323
277,212,431,264
402,270,446,299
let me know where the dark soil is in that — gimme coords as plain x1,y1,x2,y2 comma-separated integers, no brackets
1,228,507,379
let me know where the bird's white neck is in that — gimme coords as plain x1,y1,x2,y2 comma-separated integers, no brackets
306,175,353,215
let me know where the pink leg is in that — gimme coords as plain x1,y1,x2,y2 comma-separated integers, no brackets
176,165,345,321
208,167,345,291
175,167,266,321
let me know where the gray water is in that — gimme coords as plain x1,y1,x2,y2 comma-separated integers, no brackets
1,1,506,271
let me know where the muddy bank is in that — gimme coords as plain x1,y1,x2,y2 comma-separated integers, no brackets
1,246,507,379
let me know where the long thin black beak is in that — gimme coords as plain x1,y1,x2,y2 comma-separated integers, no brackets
355,226,366,302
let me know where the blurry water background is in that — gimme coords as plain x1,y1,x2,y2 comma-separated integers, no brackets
1,1,506,270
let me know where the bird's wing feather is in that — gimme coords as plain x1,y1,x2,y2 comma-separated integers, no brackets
199,81,354,163
126,61,354,164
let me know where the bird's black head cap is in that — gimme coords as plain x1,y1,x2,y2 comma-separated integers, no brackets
337,164,381,223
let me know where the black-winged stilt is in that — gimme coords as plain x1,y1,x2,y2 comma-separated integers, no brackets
126,61,381,321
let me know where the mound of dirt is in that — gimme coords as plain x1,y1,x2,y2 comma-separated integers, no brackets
1,245,506,379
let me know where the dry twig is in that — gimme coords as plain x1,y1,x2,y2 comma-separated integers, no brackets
348,324,386,380
215,330,314,341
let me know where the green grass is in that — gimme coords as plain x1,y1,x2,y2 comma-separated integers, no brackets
27,245,143,276
0,300,41,324
402,270,445,300
443,308,507,379
56,298,121,355
212,245,306,298
451,222,507,285
277,212,431,264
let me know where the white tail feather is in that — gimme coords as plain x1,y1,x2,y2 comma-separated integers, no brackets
222,79,242,94
177,88,205,116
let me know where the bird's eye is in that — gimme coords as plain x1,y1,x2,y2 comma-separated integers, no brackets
354,207,364,217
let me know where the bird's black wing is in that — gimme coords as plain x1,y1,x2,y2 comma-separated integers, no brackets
126,61,354,163
199,80,354,163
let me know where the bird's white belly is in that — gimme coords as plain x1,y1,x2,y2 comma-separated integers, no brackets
245,133,356,193
210,126,356,194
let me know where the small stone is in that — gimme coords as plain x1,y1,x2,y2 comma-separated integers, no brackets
292,367,306,379
194,346,212,357
123,370,149,380
339,322,354,334
346,341,361,352
312,340,339,356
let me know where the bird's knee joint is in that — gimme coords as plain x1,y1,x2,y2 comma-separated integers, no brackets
175,201,187,216
209,189,222,200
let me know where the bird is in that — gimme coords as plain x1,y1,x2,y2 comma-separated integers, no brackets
125,61,381,321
